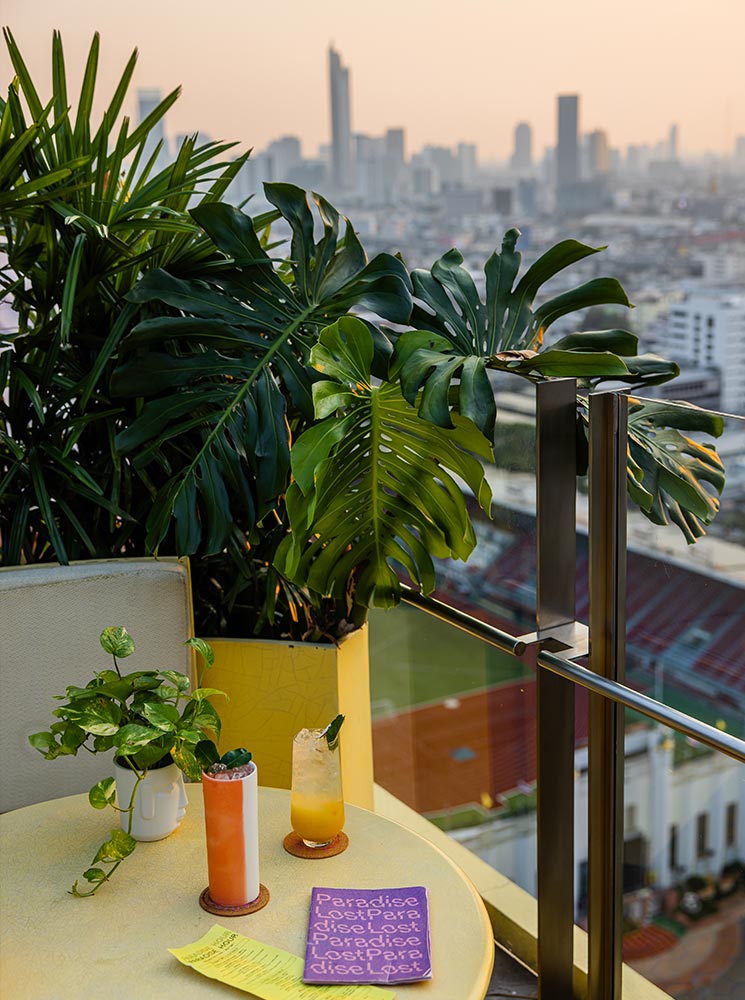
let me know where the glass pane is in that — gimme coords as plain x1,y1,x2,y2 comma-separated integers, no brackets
431,398,538,630
622,408,744,741
618,723,745,999
369,603,539,896
618,408,745,995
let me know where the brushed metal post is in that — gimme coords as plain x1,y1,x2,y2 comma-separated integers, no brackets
588,391,627,1000
536,379,577,1000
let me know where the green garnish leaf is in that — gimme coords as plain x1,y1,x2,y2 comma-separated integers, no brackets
322,714,345,751
220,747,252,769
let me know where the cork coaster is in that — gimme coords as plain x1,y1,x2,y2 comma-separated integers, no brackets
283,831,349,858
199,883,270,916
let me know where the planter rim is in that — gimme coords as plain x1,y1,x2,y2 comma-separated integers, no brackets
113,754,176,771
205,626,365,651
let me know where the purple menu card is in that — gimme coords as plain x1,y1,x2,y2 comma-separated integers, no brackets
303,886,432,985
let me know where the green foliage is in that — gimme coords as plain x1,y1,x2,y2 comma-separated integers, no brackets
394,231,678,438
577,396,725,543
1,30,726,644
114,187,411,560
218,747,252,770
111,186,412,636
0,29,257,568
274,318,493,616
626,399,724,542
322,715,345,752
29,626,225,896
99,626,136,658
394,230,723,545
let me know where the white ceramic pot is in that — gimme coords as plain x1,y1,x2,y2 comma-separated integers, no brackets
114,758,188,842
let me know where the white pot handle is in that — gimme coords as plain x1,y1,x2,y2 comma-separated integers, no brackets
139,780,156,820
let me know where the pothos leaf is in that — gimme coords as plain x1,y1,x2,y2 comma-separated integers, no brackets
99,626,135,658
88,777,116,809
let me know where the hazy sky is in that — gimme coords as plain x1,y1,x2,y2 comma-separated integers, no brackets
2,0,744,160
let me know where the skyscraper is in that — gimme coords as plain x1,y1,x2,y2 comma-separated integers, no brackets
556,95,579,189
456,142,477,185
329,46,353,191
586,129,610,176
384,128,405,165
511,122,533,172
669,124,679,161
384,129,406,202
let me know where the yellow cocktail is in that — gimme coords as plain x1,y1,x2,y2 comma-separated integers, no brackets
291,724,345,847
290,792,345,845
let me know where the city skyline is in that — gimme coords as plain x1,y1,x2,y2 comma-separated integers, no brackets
2,0,744,160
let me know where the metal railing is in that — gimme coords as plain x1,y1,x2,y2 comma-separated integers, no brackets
401,379,745,1000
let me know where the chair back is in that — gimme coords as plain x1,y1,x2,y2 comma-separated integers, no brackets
0,558,193,812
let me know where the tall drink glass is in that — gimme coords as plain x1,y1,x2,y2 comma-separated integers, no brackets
290,728,345,848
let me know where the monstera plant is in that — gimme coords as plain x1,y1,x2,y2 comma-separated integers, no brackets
389,232,725,543
112,189,725,634
113,186,421,634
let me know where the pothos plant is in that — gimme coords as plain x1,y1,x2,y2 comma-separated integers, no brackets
29,626,225,896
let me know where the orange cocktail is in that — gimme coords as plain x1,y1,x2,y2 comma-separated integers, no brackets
202,761,259,907
290,728,345,848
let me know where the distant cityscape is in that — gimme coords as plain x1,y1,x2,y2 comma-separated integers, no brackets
140,43,745,544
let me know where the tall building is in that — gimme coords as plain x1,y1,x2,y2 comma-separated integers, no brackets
266,136,302,183
511,122,533,172
355,133,386,204
137,88,169,169
456,143,477,185
663,289,745,414
328,46,353,191
556,94,579,190
384,128,405,165
669,123,679,161
586,129,610,176
422,145,457,187
383,129,406,202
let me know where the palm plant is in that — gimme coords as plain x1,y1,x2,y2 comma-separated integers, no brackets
0,29,259,565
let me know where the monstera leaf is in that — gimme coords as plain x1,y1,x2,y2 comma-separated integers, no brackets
274,317,493,614
623,399,724,542
396,230,677,438
113,185,412,555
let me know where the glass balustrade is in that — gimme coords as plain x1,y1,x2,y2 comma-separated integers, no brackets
368,397,744,1000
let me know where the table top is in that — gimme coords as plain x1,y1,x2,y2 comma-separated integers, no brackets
0,786,493,1000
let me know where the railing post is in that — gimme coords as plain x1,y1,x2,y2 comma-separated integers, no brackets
588,390,628,1000
536,379,577,1000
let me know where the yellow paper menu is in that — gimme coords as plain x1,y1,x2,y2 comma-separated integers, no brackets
169,924,396,999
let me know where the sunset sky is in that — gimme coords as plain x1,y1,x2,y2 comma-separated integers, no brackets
2,0,744,161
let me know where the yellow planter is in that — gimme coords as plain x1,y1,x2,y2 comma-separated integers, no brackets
205,627,374,809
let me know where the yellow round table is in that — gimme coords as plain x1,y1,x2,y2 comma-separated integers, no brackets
0,786,493,999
